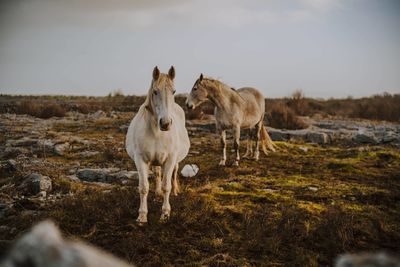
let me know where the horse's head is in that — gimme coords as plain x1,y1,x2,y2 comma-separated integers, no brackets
147,66,176,131
186,73,208,110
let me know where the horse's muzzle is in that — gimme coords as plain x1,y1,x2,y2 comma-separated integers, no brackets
159,118,172,131
186,103,194,110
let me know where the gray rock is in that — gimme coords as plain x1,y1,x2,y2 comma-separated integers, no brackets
54,143,70,156
78,170,138,183
335,252,400,267
89,110,107,120
0,220,134,267
7,137,38,147
382,131,399,143
307,132,329,144
26,173,52,195
268,129,289,141
77,151,100,158
353,132,378,144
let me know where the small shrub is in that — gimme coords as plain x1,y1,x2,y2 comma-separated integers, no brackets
288,89,310,116
39,103,66,118
15,100,41,117
266,101,308,130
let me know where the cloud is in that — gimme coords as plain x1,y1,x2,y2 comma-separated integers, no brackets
0,0,346,33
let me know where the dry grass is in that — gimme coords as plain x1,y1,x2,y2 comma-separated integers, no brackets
1,93,399,123
0,111,399,266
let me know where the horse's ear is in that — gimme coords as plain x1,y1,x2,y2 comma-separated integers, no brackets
168,66,175,80
199,73,204,82
153,66,160,81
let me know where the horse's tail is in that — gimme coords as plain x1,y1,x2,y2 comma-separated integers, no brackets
260,126,276,155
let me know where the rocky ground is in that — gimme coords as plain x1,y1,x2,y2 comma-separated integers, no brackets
0,111,399,266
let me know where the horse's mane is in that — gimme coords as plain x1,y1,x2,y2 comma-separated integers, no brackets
203,77,244,103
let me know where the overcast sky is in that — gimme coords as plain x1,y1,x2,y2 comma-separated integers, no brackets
0,0,399,98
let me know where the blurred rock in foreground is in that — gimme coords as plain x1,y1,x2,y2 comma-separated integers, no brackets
336,252,400,267
0,220,134,267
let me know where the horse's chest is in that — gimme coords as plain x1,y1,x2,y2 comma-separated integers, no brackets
139,138,174,165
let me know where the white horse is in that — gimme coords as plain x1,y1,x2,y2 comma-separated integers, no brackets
126,66,190,224
186,74,275,166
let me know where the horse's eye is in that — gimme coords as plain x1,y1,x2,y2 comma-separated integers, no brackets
153,91,158,95
193,87,197,91
173,90,176,94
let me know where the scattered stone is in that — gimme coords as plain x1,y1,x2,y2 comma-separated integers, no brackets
54,142,70,156
7,137,38,147
25,173,52,195
308,186,319,192
89,110,107,120
77,151,100,158
299,146,309,153
263,188,278,193
181,164,199,178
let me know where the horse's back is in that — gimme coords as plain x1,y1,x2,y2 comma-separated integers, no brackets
237,87,265,118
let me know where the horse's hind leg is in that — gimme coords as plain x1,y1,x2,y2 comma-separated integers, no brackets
154,166,163,197
160,157,175,222
243,128,253,159
233,125,241,166
254,120,262,161
219,130,227,166
172,163,180,196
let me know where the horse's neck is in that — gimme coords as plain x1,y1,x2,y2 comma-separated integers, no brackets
207,81,243,110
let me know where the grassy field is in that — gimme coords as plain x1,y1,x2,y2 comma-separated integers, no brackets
0,112,399,266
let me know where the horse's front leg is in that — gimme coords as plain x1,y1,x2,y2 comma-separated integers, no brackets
219,130,227,166
172,163,180,196
233,125,241,166
136,158,149,225
160,157,176,222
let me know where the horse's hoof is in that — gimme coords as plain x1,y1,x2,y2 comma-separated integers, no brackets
160,213,170,223
136,214,148,225
218,160,226,166
233,161,239,166
172,190,179,196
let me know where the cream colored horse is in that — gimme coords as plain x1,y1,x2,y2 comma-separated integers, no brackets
126,66,190,224
186,74,275,166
